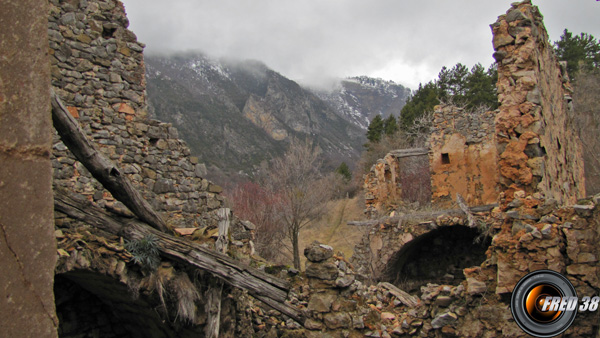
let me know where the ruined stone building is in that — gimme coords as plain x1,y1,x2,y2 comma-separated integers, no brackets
351,1,599,336
365,1,585,215
2,0,599,337
364,104,501,214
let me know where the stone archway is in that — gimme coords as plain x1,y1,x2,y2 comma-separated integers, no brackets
380,226,490,293
54,271,182,338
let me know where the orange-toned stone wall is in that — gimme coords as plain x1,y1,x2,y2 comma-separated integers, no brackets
429,105,499,208
492,0,585,205
364,148,430,215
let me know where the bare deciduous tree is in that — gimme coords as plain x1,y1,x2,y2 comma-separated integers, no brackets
267,139,333,270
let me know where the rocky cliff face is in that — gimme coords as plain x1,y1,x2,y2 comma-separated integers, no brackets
313,76,411,130
145,53,366,176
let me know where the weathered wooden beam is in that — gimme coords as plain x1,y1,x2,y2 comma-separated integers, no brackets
205,208,229,338
54,191,303,323
50,89,168,232
388,148,429,158
378,282,420,308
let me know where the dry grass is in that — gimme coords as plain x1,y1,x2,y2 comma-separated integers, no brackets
297,196,367,268
149,265,201,323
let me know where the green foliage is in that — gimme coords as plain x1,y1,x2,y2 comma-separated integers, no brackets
125,234,160,270
366,115,385,143
400,81,440,129
437,63,469,102
464,63,498,110
554,29,600,76
383,115,399,136
335,162,352,182
400,62,498,129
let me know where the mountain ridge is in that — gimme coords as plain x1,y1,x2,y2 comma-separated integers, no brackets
145,52,410,179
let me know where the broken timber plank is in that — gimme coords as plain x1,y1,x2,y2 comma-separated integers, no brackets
50,89,168,232
378,282,420,308
54,191,303,323
205,208,229,338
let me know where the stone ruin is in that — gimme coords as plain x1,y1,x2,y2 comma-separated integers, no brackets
2,0,599,337
348,1,599,337
47,0,257,336
364,104,501,215
365,0,585,216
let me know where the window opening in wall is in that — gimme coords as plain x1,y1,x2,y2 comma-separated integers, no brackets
441,153,450,164
102,27,117,39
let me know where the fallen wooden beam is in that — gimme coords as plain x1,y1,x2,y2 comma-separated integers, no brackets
51,89,168,232
378,282,420,308
54,191,303,323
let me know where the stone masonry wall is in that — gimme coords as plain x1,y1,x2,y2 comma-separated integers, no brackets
429,104,499,208
364,148,431,216
0,1,58,336
48,0,231,230
363,103,499,216
492,0,585,205
342,2,599,337
48,0,256,335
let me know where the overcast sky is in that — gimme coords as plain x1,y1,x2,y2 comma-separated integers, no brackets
120,0,600,90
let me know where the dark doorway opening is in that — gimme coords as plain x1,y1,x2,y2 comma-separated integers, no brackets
54,271,179,338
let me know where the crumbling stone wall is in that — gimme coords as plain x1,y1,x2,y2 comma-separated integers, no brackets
429,105,499,208
339,1,597,337
49,0,227,230
492,0,585,205
48,0,256,335
364,148,430,215
364,103,499,215
365,0,586,213
0,1,58,336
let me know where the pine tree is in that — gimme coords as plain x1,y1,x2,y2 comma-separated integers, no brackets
335,162,352,182
464,63,498,110
554,29,600,76
400,82,440,129
383,115,399,136
366,115,384,143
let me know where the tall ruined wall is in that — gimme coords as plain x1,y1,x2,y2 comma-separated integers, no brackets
346,1,598,337
48,0,256,335
49,0,227,229
429,104,499,208
492,0,585,205
0,1,58,336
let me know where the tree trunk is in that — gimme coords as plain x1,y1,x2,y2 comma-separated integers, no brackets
54,191,304,324
292,228,300,270
50,89,168,232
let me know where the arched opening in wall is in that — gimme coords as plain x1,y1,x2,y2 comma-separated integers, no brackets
381,226,491,294
54,271,195,338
